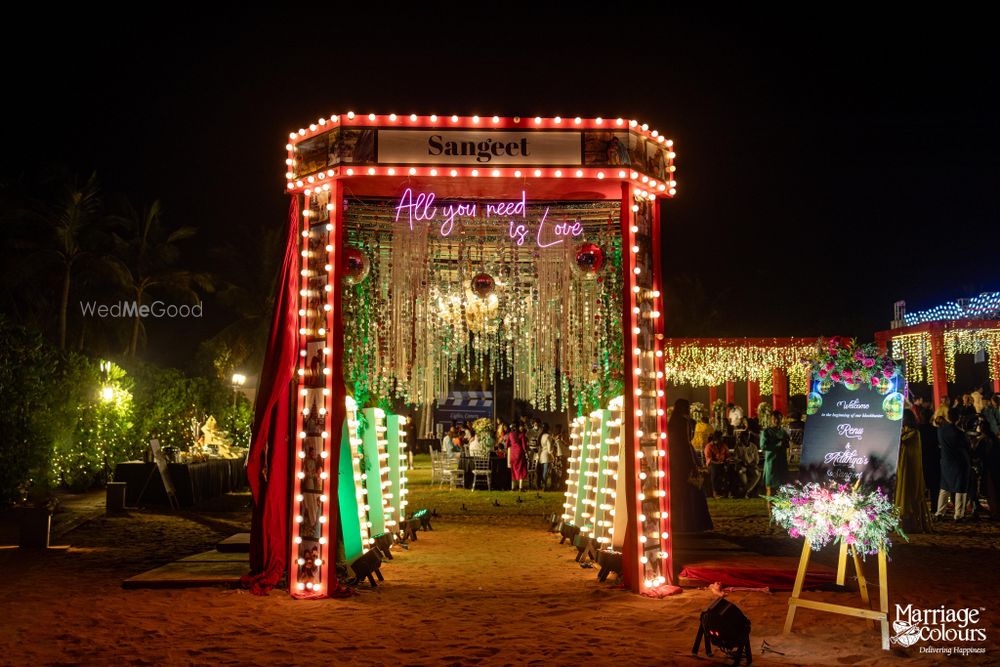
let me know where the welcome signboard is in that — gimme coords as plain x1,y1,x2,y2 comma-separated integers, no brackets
798,366,905,494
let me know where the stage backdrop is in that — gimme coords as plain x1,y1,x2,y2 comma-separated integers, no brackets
799,367,905,494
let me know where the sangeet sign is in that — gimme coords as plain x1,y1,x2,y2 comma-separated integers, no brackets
378,130,582,165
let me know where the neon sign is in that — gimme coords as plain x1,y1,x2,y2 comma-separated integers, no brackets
394,188,584,248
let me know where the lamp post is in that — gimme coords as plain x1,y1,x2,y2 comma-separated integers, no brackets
231,373,247,409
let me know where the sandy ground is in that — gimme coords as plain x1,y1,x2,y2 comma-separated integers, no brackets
1,476,998,665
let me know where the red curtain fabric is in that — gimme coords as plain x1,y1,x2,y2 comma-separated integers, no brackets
241,197,300,595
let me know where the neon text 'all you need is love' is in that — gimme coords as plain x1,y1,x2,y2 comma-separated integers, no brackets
394,188,584,248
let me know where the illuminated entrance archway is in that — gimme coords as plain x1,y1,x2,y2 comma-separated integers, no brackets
264,114,677,598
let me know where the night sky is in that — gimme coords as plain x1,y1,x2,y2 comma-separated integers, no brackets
3,7,998,365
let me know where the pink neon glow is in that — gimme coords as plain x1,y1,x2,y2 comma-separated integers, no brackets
393,188,583,248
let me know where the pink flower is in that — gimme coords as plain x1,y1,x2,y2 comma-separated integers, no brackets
870,376,880,386
842,369,853,380
830,372,841,382
825,361,836,370
882,368,893,378
818,369,828,378
862,358,876,368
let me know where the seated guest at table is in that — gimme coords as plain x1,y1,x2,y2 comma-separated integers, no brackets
441,427,460,457
703,433,729,499
733,432,761,498
469,432,489,456
787,411,805,432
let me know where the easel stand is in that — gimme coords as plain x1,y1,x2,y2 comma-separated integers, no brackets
783,539,889,650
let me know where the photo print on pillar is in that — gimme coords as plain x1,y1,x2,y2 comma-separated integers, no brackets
299,435,325,538
296,539,321,588
302,388,326,435
305,341,327,387
308,190,330,225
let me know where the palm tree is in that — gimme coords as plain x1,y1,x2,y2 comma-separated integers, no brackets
24,173,103,349
207,223,284,375
109,199,211,356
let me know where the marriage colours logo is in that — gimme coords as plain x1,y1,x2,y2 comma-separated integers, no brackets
891,603,987,656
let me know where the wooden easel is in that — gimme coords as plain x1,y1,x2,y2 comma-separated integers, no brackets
783,539,889,650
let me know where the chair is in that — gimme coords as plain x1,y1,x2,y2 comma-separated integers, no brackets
439,454,464,490
469,455,492,491
429,449,442,485
788,428,804,467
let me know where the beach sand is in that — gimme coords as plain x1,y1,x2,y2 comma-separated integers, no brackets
1,486,997,665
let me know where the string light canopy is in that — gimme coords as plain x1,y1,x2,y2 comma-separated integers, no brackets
660,338,819,396
902,292,1000,326
876,318,1000,407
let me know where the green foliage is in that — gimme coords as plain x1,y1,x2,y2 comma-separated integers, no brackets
222,395,254,448
0,318,58,505
51,359,136,491
0,317,258,505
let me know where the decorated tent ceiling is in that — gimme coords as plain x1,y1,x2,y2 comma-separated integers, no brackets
327,193,625,411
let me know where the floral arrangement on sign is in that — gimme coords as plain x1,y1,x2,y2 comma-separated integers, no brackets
803,336,899,386
768,482,906,557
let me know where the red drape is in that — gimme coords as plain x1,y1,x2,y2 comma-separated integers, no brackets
241,197,300,595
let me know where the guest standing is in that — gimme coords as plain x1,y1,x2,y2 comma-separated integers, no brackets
982,395,1000,437
506,423,528,492
538,424,554,490
936,408,972,521
760,411,790,500
668,399,713,532
896,410,932,532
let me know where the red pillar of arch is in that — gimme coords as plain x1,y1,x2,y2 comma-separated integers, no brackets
708,385,718,415
747,381,761,418
725,381,735,406
772,368,788,415
929,324,949,408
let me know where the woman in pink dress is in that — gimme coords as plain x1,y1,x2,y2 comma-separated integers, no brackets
506,423,528,492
